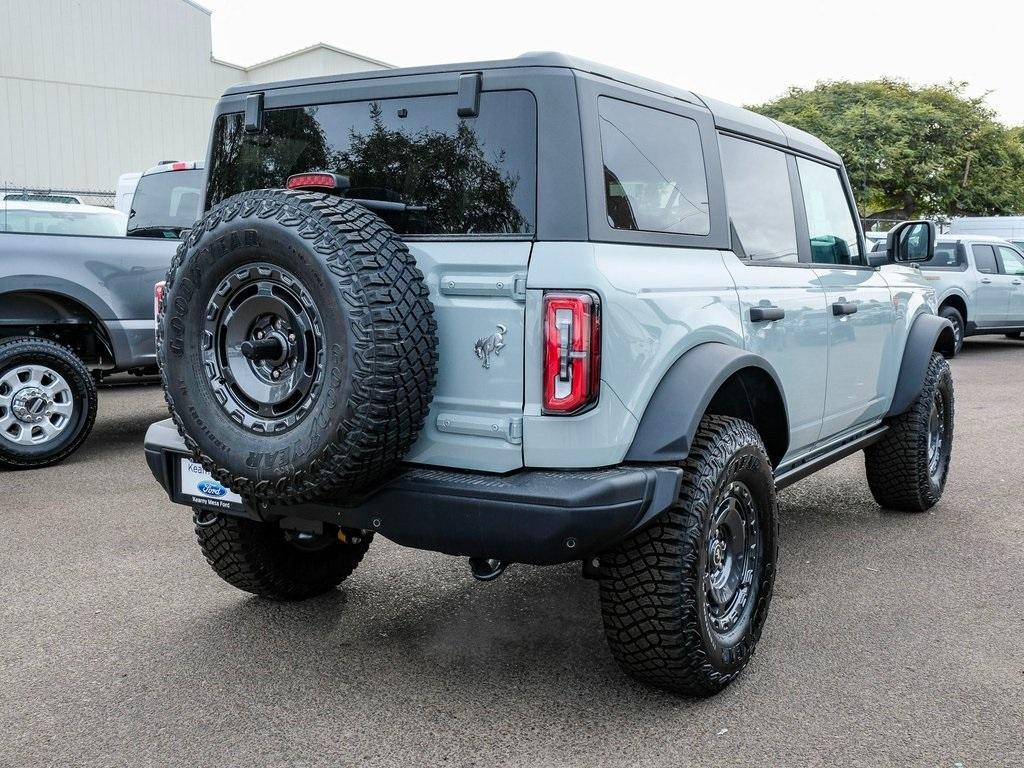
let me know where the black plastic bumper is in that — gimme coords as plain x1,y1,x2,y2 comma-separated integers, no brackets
144,419,682,565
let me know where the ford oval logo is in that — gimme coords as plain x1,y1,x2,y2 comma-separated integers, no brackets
197,480,228,498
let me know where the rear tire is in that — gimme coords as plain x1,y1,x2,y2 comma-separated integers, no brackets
1005,332,1021,340
939,306,964,356
0,337,97,470
865,353,953,512
599,415,778,696
194,511,372,600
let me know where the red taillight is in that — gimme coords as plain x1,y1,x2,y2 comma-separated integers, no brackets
154,281,166,326
286,172,346,191
543,291,601,415
170,162,190,171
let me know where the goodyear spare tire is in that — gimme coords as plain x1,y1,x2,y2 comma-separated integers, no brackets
158,189,438,504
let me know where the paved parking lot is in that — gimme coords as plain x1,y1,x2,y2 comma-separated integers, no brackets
2,338,1023,768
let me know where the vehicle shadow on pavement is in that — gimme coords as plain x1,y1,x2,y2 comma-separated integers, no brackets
164,557,718,717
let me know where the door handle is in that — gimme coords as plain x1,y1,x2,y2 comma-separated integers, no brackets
750,305,785,322
1013,279,1023,285
832,302,858,316
980,277,993,283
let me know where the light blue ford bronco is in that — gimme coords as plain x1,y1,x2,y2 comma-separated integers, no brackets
145,53,956,696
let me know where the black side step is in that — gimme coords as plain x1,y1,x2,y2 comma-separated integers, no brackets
775,426,887,490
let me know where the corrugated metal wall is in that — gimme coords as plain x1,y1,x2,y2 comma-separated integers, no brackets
0,0,387,197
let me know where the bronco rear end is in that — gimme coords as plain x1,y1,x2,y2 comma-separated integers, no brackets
147,55,679,568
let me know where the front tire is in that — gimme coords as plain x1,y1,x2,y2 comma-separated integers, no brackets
0,338,97,470
599,415,778,697
865,353,954,512
939,306,964,356
194,512,372,600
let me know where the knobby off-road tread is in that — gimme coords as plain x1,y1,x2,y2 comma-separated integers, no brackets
158,189,438,503
0,337,98,470
599,415,778,696
865,352,954,512
194,511,373,600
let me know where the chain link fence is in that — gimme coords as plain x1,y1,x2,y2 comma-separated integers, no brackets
1,184,115,208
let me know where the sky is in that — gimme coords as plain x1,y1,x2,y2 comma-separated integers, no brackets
200,0,1024,126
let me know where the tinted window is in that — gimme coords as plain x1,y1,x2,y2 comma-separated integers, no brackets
998,246,1024,275
719,136,798,263
206,91,536,236
923,243,963,269
598,97,709,236
972,244,998,274
1,206,126,236
797,158,861,266
127,169,204,238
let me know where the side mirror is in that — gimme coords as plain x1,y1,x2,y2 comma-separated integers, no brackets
886,220,935,263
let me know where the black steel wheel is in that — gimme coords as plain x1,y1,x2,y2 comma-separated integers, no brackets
203,263,325,433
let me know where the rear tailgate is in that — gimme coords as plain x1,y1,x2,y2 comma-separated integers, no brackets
402,241,530,473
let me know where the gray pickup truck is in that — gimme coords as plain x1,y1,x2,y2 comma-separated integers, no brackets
0,201,176,468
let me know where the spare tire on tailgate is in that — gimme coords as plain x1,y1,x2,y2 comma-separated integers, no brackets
158,189,438,504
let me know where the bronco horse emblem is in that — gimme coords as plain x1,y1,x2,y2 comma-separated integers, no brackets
474,324,506,369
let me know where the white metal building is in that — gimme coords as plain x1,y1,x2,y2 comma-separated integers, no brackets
0,0,391,201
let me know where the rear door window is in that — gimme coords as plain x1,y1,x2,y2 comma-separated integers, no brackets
206,91,537,237
923,243,963,269
972,244,998,274
997,246,1024,275
719,135,798,264
598,97,710,236
796,158,862,266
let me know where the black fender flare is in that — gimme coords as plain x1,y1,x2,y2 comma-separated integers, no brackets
625,342,789,465
885,312,954,417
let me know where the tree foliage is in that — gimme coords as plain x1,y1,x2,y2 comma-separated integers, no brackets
751,80,1024,219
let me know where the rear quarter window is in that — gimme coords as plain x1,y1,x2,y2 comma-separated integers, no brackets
921,243,965,270
597,97,710,236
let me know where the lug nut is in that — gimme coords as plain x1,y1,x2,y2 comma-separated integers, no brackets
288,333,296,342
255,330,264,340
271,369,281,380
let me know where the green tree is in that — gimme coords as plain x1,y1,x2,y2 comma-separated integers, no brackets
751,80,1024,219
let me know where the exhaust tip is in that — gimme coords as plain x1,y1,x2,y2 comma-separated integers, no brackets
469,557,507,582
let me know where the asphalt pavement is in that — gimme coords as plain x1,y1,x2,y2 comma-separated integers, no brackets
1,339,1022,767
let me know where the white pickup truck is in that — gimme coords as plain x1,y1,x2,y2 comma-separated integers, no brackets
924,234,1024,353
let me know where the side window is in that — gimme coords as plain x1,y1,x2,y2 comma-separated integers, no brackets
925,243,962,268
997,246,1024,276
796,157,862,266
719,135,798,264
972,244,998,274
598,97,710,236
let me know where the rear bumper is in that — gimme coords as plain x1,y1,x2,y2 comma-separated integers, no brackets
145,419,682,565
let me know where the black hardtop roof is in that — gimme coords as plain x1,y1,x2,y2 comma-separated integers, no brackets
224,51,841,165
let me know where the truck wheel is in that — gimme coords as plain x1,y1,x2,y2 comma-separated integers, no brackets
865,353,953,512
599,415,778,697
158,189,437,504
939,306,964,356
0,338,97,470
194,511,372,600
